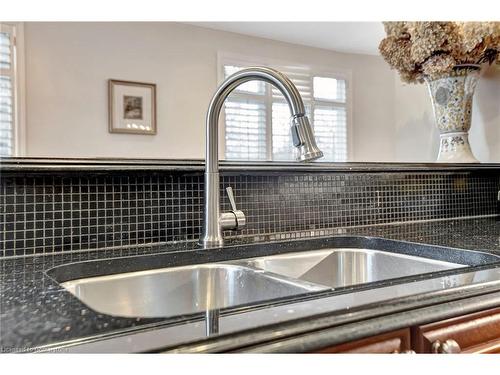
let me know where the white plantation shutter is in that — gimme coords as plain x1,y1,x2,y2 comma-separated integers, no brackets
313,76,346,102
314,105,347,161
312,77,347,162
271,102,294,161
271,65,312,102
0,24,15,157
223,61,348,162
223,65,267,160
225,98,267,160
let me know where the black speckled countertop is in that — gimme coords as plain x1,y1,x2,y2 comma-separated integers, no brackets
1,217,500,353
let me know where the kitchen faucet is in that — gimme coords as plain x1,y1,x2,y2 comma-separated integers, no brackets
200,67,324,248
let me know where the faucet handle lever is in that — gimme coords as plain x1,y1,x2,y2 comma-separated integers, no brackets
226,186,238,212
221,187,246,230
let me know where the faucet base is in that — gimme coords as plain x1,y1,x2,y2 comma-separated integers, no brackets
199,237,224,249
199,171,225,249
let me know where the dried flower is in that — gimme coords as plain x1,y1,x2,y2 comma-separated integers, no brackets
457,22,499,53
379,36,414,71
422,54,456,80
399,70,422,84
383,22,409,39
379,35,418,83
407,22,459,64
379,21,500,84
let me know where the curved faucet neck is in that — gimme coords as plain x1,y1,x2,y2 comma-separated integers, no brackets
200,66,322,249
205,67,307,173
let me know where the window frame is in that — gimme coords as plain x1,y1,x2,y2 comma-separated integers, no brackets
0,22,26,157
217,52,353,162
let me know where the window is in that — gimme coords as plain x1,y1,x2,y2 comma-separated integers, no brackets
0,23,18,157
221,59,349,162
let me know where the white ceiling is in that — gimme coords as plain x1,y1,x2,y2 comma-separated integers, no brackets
188,22,385,55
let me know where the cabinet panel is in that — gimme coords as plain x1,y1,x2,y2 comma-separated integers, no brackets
316,329,411,353
462,339,500,354
412,307,500,353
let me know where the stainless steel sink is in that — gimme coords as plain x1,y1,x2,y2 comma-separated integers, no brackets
235,248,464,288
61,264,325,318
55,237,490,321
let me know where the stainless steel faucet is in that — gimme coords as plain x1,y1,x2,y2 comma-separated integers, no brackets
200,67,324,248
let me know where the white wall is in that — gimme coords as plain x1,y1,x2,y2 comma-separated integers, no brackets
394,65,500,163
23,22,397,161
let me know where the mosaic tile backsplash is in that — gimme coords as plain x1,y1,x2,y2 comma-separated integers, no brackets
1,170,499,257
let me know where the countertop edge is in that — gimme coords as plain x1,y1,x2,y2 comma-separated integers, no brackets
2,158,500,173
236,291,500,353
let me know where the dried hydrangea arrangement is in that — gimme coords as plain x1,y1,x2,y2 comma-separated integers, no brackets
379,22,500,83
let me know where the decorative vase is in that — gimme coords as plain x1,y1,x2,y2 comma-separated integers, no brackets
425,65,480,163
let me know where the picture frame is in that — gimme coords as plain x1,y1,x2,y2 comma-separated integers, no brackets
108,79,157,135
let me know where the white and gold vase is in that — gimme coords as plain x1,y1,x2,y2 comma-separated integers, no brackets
425,65,480,163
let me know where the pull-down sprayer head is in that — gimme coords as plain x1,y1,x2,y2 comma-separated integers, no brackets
290,114,324,162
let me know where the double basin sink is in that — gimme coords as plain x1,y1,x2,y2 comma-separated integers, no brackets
50,236,499,320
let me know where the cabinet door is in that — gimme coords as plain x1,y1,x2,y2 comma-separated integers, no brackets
412,307,500,353
316,329,412,353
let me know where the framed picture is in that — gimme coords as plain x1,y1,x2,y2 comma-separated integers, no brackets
108,79,157,135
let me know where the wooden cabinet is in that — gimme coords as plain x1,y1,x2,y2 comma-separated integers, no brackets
315,307,500,354
412,307,500,353
317,329,412,354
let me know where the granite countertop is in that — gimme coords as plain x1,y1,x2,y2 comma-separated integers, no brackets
1,217,500,353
